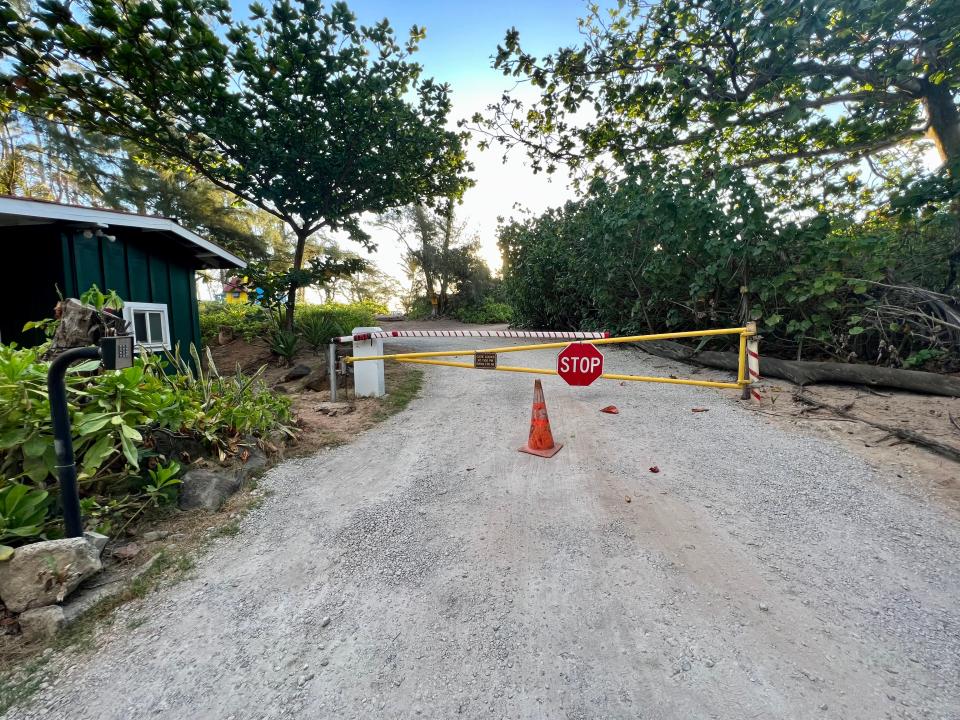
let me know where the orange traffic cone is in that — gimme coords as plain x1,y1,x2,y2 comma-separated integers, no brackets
518,379,563,458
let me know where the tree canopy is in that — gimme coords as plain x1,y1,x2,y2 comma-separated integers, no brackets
476,0,959,188
2,0,471,323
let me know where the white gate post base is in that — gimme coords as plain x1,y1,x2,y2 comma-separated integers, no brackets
352,326,385,397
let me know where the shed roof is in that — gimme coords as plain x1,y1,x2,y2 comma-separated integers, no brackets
0,195,246,269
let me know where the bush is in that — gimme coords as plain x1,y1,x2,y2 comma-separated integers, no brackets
452,298,514,324
199,302,269,344
499,168,959,368
0,343,293,543
201,300,384,350
295,300,384,334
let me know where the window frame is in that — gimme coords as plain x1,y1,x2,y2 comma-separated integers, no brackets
121,301,172,351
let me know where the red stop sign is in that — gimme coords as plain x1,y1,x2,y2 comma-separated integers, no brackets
557,343,604,386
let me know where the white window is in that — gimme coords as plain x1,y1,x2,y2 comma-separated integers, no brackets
122,302,171,351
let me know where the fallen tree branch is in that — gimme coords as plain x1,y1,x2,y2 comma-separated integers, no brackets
640,340,960,397
793,392,960,463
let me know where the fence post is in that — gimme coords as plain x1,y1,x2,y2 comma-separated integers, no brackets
328,342,338,402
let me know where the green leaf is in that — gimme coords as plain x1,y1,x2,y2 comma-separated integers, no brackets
22,433,48,459
75,413,115,436
0,428,28,450
82,433,117,474
0,545,13,562
119,424,142,442
119,432,139,469
848,326,866,336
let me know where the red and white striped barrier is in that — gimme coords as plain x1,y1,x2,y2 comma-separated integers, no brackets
336,329,610,344
747,336,761,402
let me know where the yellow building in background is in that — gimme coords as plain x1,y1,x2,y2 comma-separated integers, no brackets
223,276,250,304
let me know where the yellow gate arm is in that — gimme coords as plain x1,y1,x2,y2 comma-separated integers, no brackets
345,327,751,364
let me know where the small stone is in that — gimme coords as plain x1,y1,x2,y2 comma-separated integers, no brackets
819,704,828,711
320,616,331,628
141,531,170,543
758,602,769,612
112,542,141,561
320,659,329,667
704,659,715,668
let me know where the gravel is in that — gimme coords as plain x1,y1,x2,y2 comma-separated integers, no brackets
6,338,959,720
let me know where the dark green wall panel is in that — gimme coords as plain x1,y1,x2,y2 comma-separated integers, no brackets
168,264,194,361
72,234,103,292
149,256,171,305
101,239,130,299
189,270,201,356
126,245,150,302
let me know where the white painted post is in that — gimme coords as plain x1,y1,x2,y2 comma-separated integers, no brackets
351,326,385,397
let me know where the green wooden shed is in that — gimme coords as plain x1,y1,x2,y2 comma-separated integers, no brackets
0,196,245,360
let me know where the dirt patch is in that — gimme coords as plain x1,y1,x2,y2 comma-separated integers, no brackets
209,338,422,456
749,381,960,512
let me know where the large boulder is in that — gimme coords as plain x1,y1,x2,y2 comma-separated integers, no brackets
0,538,102,613
18,605,66,641
179,468,241,512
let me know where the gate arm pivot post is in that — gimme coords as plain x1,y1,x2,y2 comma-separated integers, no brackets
328,342,338,402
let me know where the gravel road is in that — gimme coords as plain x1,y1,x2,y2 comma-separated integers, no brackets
9,339,960,720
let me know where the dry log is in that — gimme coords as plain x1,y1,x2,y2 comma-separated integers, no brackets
793,393,960,464
45,298,131,360
641,340,960,398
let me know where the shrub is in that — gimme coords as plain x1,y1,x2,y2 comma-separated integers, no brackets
452,298,514,324
0,343,293,542
297,312,343,353
499,168,959,367
198,302,269,344
295,300,382,334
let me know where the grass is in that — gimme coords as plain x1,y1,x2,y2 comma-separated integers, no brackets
374,365,423,422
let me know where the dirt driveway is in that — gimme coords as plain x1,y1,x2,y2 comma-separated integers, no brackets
8,337,959,720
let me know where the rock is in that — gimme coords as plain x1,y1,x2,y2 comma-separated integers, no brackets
112,542,141,560
149,429,207,465
303,367,331,392
18,605,66,641
281,364,312,383
316,402,354,417
236,446,269,485
0,538,102,613
320,616,331,627
83,531,109,556
141,530,170,543
179,468,241,512
758,602,770,612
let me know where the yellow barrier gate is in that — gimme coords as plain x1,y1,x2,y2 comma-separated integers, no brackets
346,324,759,394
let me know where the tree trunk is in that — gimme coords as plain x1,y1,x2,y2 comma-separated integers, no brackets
285,228,309,330
923,79,960,167
642,340,960,397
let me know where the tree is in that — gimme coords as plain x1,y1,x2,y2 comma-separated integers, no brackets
476,0,959,182
3,0,471,326
379,201,483,315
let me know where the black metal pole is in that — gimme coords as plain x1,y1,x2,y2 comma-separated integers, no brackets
47,346,101,538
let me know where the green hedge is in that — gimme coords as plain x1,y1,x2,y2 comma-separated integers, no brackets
200,300,386,346
452,298,514,324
